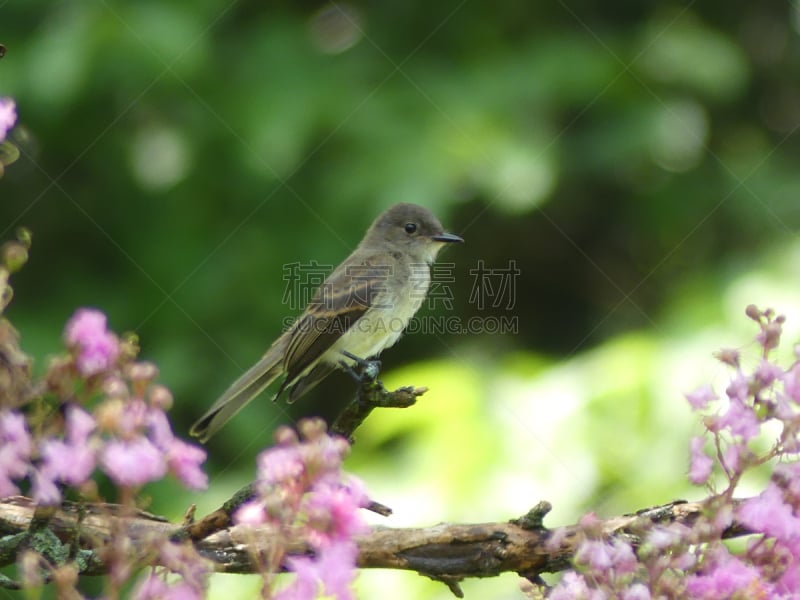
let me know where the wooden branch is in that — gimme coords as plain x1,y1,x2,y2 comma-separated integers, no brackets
329,367,428,442
0,495,753,592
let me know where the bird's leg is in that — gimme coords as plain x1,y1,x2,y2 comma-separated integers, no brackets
339,350,381,383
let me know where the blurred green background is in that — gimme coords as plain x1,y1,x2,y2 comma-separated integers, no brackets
3,1,800,597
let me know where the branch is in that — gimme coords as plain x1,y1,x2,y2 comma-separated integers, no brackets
329,364,428,442
0,495,754,593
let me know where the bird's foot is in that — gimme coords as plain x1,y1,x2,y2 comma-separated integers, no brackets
339,350,381,383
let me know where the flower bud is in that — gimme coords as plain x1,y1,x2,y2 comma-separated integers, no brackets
148,384,173,410
274,425,298,446
2,241,27,273
298,417,327,441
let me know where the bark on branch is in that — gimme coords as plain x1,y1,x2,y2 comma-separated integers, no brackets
0,495,752,595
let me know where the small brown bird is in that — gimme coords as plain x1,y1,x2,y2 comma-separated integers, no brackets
190,203,463,442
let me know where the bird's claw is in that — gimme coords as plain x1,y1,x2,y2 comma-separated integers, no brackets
340,350,381,383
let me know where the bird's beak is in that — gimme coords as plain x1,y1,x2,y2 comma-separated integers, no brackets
431,232,464,243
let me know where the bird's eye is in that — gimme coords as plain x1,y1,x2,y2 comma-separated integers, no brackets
404,222,417,234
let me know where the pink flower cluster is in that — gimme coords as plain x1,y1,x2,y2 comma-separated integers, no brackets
685,307,800,495
32,405,97,503
684,544,774,598
543,306,800,599
546,514,650,599
97,396,208,491
0,308,207,505
234,419,369,600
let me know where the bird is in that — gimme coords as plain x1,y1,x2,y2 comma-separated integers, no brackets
190,203,463,442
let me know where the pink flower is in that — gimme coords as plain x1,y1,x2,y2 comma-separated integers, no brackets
0,98,16,141
161,581,202,600
39,438,95,486
304,478,369,549
608,539,638,574
275,555,319,600
64,308,120,376
721,444,742,474
147,409,175,449
65,406,96,443
136,574,201,600
738,483,800,541
233,501,268,526
578,512,601,529
134,574,169,600
0,459,21,497
101,438,167,486
257,445,305,486
31,469,61,505
646,523,691,550
314,543,359,600
623,584,651,600
685,549,771,598
0,410,29,449
118,397,149,436
312,434,349,471
688,436,713,485
548,572,592,600
710,502,734,534
725,373,749,403
712,396,759,441
685,385,717,410
754,359,784,386
775,541,800,593
36,406,97,492
144,406,207,490
152,540,210,593
573,538,638,584
675,551,697,571
774,462,800,503
277,543,359,600
166,439,207,490
783,363,800,404
0,410,31,496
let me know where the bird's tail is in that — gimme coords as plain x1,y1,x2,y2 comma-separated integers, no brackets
189,339,286,443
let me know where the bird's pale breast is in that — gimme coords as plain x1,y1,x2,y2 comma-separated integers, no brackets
324,261,430,364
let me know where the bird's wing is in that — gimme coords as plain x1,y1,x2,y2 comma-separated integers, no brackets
279,261,388,394
189,333,287,442
284,361,337,404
